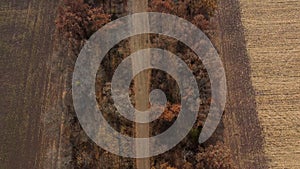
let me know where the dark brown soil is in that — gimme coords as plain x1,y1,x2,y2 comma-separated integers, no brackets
0,0,63,168
217,0,267,168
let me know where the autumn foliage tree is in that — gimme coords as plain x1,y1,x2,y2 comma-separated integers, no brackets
196,142,236,169
149,0,217,30
55,0,110,49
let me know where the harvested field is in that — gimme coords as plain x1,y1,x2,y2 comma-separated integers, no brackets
0,0,69,168
238,0,300,168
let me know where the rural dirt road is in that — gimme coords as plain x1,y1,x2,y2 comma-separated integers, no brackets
128,0,151,168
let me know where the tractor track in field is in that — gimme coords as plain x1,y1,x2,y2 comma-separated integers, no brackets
0,0,70,168
217,0,267,168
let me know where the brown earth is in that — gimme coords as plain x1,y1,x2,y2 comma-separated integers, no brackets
0,0,70,168
216,0,267,168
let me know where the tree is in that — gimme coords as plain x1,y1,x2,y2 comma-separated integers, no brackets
55,0,110,49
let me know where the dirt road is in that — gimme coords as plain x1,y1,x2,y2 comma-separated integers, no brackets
128,0,151,168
